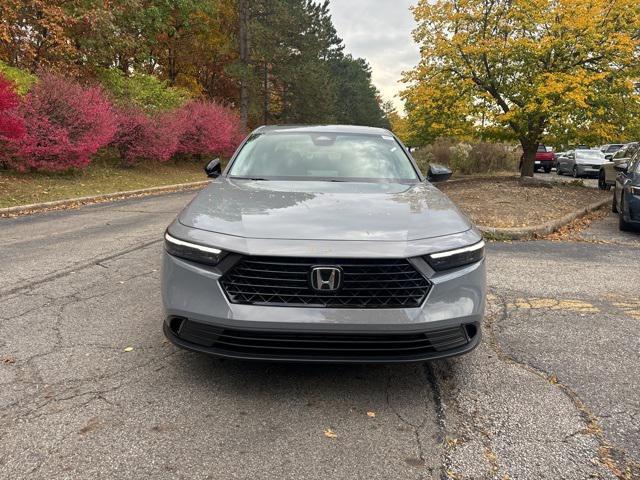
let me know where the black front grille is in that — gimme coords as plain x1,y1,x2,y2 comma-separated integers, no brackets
171,318,473,360
220,256,431,308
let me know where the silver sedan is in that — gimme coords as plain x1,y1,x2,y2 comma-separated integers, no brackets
556,149,606,178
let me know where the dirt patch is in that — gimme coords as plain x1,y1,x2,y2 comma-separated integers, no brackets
439,177,610,228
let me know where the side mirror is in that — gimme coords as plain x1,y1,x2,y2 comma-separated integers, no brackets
614,162,628,173
605,154,613,161
204,158,222,178
427,164,452,183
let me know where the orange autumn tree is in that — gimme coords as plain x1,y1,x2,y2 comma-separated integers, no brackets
403,0,640,177
0,1,78,72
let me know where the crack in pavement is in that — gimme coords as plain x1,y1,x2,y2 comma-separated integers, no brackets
486,289,638,479
0,262,174,429
428,357,509,480
0,348,181,427
423,363,451,480
384,372,429,475
0,238,162,297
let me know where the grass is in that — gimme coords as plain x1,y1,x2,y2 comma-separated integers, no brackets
0,155,208,208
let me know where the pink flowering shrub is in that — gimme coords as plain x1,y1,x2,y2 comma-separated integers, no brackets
173,101,244,158
2,73,244,172
0,75,25,140
7,74,116,172
111,107,184,166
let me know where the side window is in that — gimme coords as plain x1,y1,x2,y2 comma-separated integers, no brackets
613,148,627,160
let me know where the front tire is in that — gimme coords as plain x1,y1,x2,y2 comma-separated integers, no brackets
598,170,610,191
572,165,579,178
556,165,563,175
619,197,634,231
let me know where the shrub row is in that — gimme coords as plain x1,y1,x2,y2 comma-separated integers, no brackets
412,139,519,175
0,73,245,173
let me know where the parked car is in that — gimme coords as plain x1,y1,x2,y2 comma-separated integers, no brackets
554,151,566,169
599,142,639,190
612,149,640,231
556,149,606,178
161,125,486,363
534,144,555,173
599,143,624,160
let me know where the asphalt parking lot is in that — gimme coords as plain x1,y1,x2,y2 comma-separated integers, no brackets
0,192,638,479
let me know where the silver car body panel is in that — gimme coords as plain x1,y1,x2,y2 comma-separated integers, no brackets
161,125,486,361
162,245,485,332
177,179,472,242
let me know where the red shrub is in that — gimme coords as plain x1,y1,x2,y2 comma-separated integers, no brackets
173,101,244,158
7,74,116,172
0,76,25,140
111,107,182,166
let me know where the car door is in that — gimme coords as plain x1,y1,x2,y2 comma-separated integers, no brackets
606,147,627,184
556,151,566,172
565,151,575,172
615,150,637,208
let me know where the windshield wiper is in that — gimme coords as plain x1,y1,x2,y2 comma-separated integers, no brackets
230,176,269,181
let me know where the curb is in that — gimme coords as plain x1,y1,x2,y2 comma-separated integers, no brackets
0,180,210,217
478,197,610,240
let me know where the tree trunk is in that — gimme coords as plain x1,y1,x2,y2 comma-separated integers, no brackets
238,0,250,130
520,140,537,178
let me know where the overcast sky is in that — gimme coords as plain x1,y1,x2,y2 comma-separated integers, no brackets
328,0,420,113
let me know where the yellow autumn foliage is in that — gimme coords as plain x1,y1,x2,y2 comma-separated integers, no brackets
402,0,640,173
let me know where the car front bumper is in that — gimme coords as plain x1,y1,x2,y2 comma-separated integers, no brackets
622,189,640,225
161,227,486,363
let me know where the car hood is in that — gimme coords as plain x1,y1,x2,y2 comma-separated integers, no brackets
576,155,605,165
178,178,472,242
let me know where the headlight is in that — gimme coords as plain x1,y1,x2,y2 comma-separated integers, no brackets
164,232,226,265
425,241,485,271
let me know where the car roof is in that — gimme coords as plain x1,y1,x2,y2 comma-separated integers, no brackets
253,125,393,136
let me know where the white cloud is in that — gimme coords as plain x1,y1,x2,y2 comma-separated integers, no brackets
328,0,420,113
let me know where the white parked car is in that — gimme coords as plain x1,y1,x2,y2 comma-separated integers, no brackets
556,149,606,178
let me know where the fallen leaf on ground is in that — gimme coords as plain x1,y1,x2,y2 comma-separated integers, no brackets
366,411,376,418
323,428,337,439
123,346,134,352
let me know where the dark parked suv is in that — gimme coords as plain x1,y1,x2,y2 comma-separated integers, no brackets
612,149,640,231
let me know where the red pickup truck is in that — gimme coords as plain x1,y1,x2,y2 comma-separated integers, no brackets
534,144,555,173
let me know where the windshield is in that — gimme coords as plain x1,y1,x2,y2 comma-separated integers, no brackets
228,132,419,182
604,144,623,153
537,145,547,152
